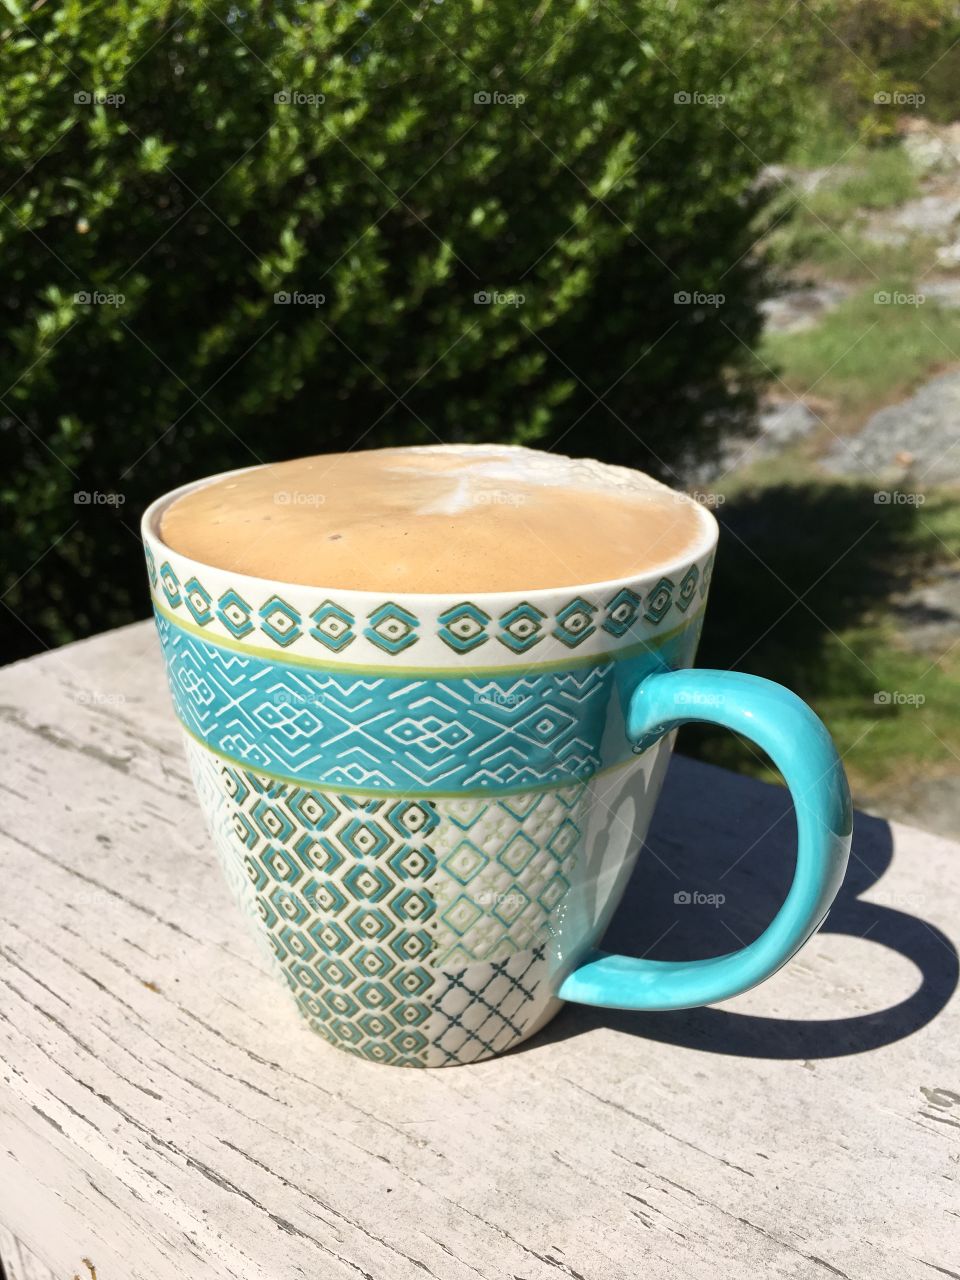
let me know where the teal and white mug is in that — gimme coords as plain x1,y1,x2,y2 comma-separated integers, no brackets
143,448,851,1067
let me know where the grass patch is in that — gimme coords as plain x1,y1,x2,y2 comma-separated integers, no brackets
765,141,929,280
768,221,933,282
827,144,920,212
760,286,960,412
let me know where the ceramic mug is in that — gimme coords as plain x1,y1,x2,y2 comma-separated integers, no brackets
142,449,851,1067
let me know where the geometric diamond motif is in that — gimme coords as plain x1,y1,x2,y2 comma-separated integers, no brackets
442,841,489,885
342,862,394,902
644,576,674,624
602,586,641,638
217,588,254,639
159,560,182,608
497,601,546,653
310,599,355,652
150,547,709,659
346,906,394,942
553,596,597,647
498,832,538,875
390,886,434,923
339,818,392,861
286,789,338,831
189,752,440,1067
675,565,699,612
429,783,585,967
546,818,579,859
365,602,419,654
441,894,484,935
438,602,491,654
184,576,213,626
385,799,439,839
259,594,303,647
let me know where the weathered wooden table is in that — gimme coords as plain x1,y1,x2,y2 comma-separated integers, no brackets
1,621,958,1280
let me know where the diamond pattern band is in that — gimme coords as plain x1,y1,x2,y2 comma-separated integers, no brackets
159,610,700,795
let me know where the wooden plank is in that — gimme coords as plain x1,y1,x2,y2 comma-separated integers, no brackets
0,621,957,1279
0,1224,57,1280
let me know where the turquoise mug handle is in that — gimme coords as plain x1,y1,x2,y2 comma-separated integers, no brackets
558,669,853,1011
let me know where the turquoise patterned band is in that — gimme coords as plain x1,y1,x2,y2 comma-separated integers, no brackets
157,609,702,795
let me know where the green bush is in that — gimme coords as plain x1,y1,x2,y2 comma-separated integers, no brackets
2,0,804,659
797,1,960,134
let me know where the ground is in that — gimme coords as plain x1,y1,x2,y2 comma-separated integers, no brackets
680,118,960,837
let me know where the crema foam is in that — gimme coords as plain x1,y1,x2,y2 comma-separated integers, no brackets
159,446,708,592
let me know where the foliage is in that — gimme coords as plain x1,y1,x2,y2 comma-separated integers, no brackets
801,1,960,135
0,0,806,657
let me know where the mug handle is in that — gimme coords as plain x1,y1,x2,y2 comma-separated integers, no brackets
558,669,853,1011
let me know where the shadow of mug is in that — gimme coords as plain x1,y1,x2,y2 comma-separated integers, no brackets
529,756,958,1060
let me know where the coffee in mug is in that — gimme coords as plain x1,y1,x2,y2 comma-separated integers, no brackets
144,445,850,1067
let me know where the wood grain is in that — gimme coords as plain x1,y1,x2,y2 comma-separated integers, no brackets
1,621,957,1279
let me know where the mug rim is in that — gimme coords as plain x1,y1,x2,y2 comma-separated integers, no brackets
141,447,719,605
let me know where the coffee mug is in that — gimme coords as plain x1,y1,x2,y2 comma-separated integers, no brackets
143,454,851,1067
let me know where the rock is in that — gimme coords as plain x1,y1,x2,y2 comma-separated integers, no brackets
920,278,960,307
935,241,960,268
900,120,960,175
756,398,820,444
758,163,852,197
864,192,960,246
681,398,820,484
823,369,960,485
891,566,960,654
760,282,853,335
903,132,957,175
